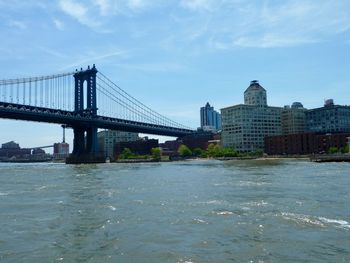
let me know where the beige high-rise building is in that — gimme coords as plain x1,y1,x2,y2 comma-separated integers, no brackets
221,81,282,152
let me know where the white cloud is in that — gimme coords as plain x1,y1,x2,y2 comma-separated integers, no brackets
94,0,110,16
38,46,68,58
59,0,100,28
127,0,147,10
8,20,27,30
60,49,127,70
58,0,156,29
53,19,64,30
177,0,350,49
93,0,150,16
232,34,318,48
113,61,187,73
180,0,214,11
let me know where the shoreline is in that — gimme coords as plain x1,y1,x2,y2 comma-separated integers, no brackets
2,155,349,164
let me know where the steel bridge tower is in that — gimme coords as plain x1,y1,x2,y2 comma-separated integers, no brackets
71,65,100,160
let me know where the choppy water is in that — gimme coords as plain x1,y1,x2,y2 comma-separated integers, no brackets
0,159,350,262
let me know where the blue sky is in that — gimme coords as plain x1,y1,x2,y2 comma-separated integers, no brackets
1,0,350,149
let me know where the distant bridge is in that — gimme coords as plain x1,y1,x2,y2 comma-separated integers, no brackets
0,65,194,162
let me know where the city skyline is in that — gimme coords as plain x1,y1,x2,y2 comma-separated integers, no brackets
1,0,350,148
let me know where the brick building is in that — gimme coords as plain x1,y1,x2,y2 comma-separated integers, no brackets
115,138,158,157
265,133,349,155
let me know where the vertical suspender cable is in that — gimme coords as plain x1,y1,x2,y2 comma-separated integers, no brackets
34,80,37,106
23,82,25,105
10,82,12,103
29,81,31,105
50,78,53,108
40,78,43,107
16,82,19,104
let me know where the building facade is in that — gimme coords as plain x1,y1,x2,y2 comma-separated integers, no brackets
221,81,282,152
53,142,70,159
98,130,139,158
265,133,349,155
0,141,31,159
281,102,306,134
306,99,350,134
200,102,221,131
244,80,267,107
115,138,158,156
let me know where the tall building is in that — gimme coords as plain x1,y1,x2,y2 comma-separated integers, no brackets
200,102,221,131
98,130,139,158
281,102,306,134
306,99,350,133
221,81,282,152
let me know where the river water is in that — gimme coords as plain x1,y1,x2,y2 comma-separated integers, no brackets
0,159,349,262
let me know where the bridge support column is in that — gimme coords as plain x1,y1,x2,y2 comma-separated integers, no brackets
72,127,85,155
66,65,104,164
67,125,103,164
86,127,98,154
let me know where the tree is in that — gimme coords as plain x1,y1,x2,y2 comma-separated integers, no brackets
178,144,192,157
328,146,338,154
119,148,133,159
151,147,161,160
205,144,238,158
193,148,204,157
206,143,217,157
222,147,238,157
341,145,349,154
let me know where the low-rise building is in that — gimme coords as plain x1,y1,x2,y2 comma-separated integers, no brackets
98,130,139,158
306,99,350,133
115,138,158,156
265,133,349,155
0,141,31,159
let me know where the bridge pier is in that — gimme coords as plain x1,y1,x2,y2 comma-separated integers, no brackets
66,65,104,164
72,127,85,155
86,126,98,154
67,125,103,164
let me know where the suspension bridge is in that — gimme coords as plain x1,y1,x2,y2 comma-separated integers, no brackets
0,65,194,163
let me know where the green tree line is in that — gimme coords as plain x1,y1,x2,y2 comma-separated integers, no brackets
177,143,263,158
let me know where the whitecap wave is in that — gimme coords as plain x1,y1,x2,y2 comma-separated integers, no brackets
243,200,269,207
107,205,116,211
281,212,350,229
36,185,47,191
281,212,325,227
192,218,207,224
215,211,234,215
318,217,350,229
198,200,229,206
238,180,270,187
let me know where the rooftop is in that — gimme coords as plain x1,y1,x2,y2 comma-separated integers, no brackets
244,80,266,93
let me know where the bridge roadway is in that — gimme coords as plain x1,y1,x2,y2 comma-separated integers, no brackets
0,102,194,137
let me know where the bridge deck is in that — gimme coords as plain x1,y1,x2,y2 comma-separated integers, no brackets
0,102,194,137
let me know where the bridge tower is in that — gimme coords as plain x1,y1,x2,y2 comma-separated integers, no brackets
70,65,101,162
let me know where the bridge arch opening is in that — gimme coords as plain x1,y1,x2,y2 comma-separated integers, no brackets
83,79,87,111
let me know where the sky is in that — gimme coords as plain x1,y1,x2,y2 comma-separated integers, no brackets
1,0,350,150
